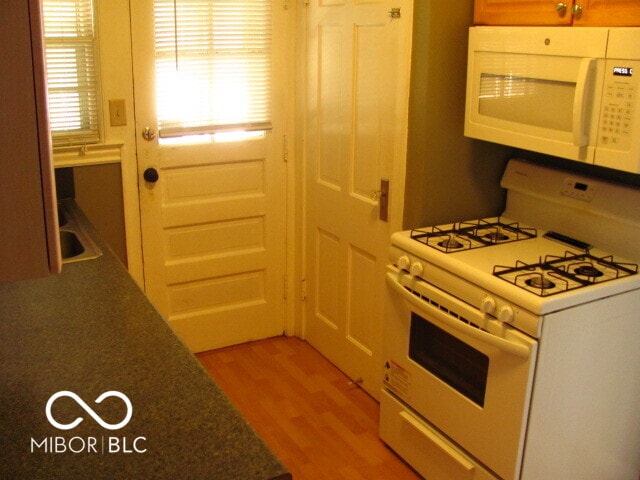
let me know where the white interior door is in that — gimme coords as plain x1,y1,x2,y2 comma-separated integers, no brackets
304,0,413,398
130,0,289,353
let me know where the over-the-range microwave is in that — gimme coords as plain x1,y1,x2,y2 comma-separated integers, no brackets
465,26,640,174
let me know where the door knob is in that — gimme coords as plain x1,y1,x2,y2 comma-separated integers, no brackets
369,190,385,201
143,167,159,183
555,2,567,16
142,126,156,141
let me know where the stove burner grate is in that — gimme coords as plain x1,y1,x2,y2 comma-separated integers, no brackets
411,218,537,253
494,251,639,296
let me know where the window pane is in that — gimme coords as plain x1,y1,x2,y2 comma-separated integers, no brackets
43,0,100,146
154,0,272,137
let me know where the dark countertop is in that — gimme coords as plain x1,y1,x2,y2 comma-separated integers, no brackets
0,204,291,480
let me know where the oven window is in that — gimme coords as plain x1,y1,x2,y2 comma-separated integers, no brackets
409,313,489,407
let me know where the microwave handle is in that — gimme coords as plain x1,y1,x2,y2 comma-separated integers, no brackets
385,272,531,359
573,58,596,147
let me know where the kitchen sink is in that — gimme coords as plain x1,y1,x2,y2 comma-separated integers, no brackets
60,231,85,259
58,200,102,263
57,205,68,227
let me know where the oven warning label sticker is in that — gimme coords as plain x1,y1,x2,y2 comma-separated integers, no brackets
384,360,411,398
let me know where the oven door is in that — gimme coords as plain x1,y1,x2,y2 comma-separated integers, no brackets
381,267,538,480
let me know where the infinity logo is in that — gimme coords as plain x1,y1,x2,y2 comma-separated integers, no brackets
46,391,133,431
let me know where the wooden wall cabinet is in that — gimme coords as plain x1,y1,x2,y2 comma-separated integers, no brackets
0,1,61,282
474,0,640,26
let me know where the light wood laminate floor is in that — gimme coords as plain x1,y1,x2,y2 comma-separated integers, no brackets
196,336,422,480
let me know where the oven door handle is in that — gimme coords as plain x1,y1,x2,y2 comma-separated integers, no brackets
386,272,531,359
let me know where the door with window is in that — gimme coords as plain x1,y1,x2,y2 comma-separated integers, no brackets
130,0,288,352
304,0,413,398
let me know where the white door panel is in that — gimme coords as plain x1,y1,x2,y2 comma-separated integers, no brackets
305,0,412,398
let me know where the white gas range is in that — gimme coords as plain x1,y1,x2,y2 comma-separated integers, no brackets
380,159,640,480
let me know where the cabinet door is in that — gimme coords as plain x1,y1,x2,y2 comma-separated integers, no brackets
474,0,573,25
0,0,60,282
574,0,640,26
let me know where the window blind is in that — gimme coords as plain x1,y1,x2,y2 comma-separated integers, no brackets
154,0,272,138
42,0,100,146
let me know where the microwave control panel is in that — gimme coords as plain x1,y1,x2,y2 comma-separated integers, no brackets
598,60,638,152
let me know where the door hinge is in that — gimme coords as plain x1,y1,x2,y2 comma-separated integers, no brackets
301,278,307,301
283,134,289,163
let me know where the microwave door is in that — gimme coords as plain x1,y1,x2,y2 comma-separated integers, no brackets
464,28,609,164
465,54,602,162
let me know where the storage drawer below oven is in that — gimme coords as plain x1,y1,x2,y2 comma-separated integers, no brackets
380,389,498,480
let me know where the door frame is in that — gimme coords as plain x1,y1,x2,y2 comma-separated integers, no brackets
120,0,407,343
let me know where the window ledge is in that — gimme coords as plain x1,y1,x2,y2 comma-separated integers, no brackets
53,142,124,168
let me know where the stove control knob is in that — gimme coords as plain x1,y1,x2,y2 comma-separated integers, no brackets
410,261,424,277
397,255,411,271
497,305,514,323
480,296,496,314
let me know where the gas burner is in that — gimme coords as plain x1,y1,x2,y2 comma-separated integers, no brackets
484,231,510,242
573,264,604,278
526,275,556,290
494,252,639,297
438,237,464,250
411,218,537,253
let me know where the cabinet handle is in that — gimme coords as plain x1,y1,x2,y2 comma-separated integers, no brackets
555,2,567,16
571,3,583,17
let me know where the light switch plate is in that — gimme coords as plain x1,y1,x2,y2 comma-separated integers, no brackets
109,99,127,126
